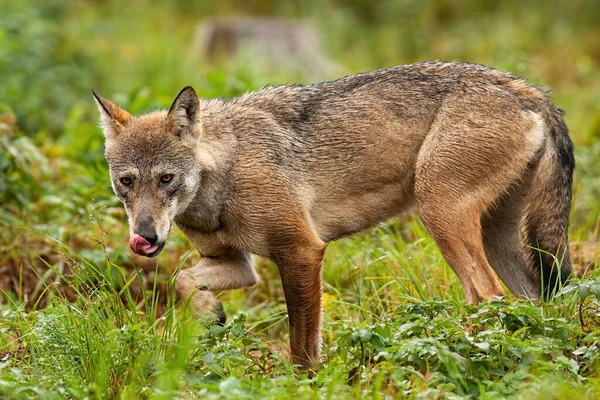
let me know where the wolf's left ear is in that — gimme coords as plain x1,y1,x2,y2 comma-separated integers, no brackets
92,90,132,139
168,86,201,137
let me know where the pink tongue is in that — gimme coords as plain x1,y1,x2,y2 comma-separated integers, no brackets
129,234,159,256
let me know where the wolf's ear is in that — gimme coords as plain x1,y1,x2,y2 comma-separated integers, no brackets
168,86,201,137
92,90,132,139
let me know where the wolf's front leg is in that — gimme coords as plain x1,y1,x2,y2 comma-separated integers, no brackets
174,249,258,323
273,240,327,371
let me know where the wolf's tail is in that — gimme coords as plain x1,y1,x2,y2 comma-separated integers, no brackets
524,100,575,299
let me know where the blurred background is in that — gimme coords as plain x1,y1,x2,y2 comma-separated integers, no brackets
1,0,599,307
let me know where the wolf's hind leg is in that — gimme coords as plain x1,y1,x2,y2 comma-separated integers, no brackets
175,249,258,321
416,201,505,304
482,168,541,299
415,100,546,303
414,138,507,303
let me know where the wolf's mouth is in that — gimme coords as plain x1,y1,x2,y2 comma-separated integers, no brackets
129,234,166,258
145,242,165,258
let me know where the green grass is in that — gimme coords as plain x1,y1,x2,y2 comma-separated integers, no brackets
1,0,600,398
2,224,600,398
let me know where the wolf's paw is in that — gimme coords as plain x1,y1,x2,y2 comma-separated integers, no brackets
184,287,226,324
196,286,227,324
175,274,226,324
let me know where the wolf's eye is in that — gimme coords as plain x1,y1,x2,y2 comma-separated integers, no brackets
160,174,174,184
120,177,132,186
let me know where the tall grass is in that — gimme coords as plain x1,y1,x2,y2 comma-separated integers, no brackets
2,212,600,398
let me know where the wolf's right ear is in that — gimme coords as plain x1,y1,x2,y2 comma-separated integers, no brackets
92,90,132,139
168,86,201,137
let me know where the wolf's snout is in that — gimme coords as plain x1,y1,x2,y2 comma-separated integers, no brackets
129,234,161,257
135,222,158,245
130,216,164,257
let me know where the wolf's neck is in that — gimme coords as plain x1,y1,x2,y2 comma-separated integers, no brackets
174,163,232,234
173,100,236,233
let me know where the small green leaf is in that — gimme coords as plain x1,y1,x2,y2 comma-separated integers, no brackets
474,342,490,352
591,284,600,299
578,285,590,300
350,332,360,345
358,329,372,343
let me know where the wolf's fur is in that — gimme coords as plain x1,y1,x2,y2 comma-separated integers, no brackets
93,61,574,369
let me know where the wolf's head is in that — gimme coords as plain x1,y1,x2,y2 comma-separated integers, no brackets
93,87,204,257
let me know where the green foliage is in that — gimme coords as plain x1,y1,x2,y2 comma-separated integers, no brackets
330,298,589,398
3,250,600,398
0,130,50,210
0,1,101,136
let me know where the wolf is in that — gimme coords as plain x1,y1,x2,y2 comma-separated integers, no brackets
93,61,574,370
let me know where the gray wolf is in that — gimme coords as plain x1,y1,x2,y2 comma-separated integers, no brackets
93,61,574,370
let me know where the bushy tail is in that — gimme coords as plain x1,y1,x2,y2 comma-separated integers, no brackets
524,102,575,300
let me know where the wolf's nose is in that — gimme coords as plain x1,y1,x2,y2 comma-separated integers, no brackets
135,217,158,245
139,231,158,245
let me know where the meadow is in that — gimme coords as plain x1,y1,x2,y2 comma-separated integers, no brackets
1,0,600,398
